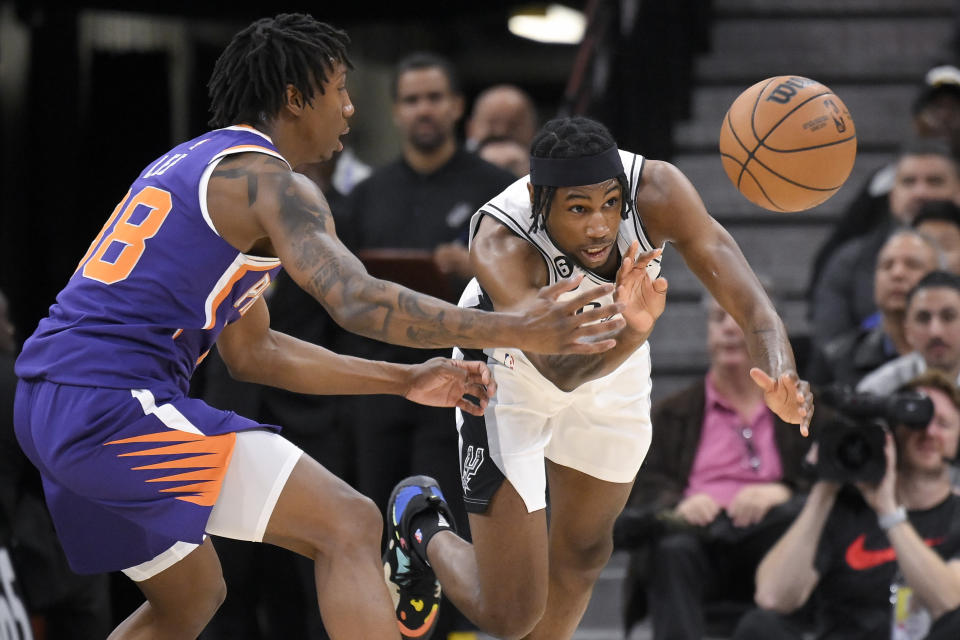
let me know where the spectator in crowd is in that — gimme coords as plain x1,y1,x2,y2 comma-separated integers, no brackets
476,135,529,177
341,51,515,636
616,288,814,640
915,65,960,152
858,270,960,395
734,369,960,640
465,84,538,151
346,52,515,287
807,65,960,311
810,139,960,349
808,229,941,387
913,199,960,274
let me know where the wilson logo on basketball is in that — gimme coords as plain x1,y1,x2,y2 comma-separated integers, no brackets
765,76,817,104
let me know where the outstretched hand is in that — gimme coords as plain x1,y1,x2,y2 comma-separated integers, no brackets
749,368,814,436
404,358,497,416
614,241,668,336
518,274,627,355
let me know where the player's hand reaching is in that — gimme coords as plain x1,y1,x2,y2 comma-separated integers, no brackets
404,358,497,416
749,368,815,436
516,275,627,354
614,241,668,336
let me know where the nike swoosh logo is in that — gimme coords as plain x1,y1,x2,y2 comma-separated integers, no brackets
845,533,943,570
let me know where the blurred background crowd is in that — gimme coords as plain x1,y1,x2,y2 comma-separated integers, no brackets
4,1,960,639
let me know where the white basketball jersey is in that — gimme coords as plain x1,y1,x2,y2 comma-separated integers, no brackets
462,149,662,316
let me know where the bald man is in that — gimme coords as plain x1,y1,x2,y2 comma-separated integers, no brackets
466,84,538,151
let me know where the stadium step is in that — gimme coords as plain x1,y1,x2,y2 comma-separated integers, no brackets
715,0,953,17
696,16,954,84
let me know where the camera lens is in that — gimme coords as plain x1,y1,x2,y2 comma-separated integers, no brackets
835,431,872,471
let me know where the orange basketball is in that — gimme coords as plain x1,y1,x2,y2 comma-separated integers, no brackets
718,76,857,212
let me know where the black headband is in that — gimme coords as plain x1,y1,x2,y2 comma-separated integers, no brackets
529,145,623,187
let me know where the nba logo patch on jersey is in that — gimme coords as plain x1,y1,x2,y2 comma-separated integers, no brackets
503,353,515,370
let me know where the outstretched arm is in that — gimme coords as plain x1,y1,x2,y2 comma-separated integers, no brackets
472,217,664,391
217,297,495,415
206,153,624,354
639,160,813,433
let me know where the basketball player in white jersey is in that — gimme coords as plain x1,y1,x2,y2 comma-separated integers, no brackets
382,116,814,639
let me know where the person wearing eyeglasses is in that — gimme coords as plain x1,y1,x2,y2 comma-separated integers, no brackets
617,288,816,640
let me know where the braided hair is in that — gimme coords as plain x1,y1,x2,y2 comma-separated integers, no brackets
208,13,352,128
528,116,632,232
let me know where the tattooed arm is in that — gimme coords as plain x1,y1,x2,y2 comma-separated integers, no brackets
639,160,812,430
216,296,495,415
204,152,625,353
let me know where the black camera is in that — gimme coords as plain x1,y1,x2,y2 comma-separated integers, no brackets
815,386,934,484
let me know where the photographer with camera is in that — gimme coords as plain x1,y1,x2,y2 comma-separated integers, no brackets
616,291,815,639
734,369,960,640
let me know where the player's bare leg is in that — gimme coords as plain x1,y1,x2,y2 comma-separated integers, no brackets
427,480,550,639
108,538,225,639
263,454,401,639
524,461,633,639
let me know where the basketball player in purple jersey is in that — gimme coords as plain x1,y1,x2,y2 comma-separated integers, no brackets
12,14,626,639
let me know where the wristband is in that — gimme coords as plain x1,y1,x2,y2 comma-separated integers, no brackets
878,506,908,531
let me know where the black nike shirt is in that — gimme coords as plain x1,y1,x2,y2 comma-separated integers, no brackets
811,489,960,639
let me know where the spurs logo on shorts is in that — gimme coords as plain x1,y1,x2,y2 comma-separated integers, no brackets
0,548,31,640
461,445,485,493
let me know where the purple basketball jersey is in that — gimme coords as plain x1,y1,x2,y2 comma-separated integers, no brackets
16,126,286,397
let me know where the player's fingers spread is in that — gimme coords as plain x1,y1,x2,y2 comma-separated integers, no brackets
749,367,775,391
780,372,802,396
568,337,617,354
801,409,813,437
572,302,624,326
635,247,662,268
616,258,633,287
574,314,626,339
572,319,624,346
543,273,586,298
562,283,615,311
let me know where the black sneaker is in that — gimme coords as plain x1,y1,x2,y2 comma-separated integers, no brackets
383,475,456,640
